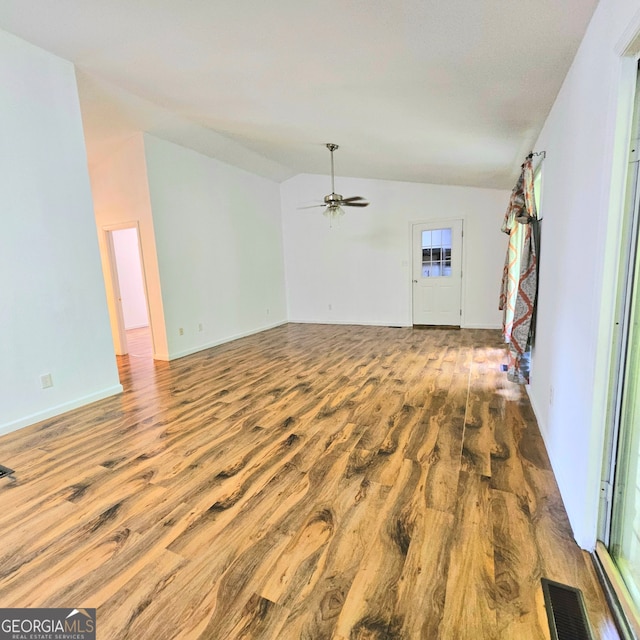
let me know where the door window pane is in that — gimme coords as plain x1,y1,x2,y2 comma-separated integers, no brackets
422,227,452,278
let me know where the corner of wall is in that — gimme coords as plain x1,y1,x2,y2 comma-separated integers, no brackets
0,384,123,438
91,134,169,360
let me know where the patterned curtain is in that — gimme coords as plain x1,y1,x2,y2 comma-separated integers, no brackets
499,158,538,384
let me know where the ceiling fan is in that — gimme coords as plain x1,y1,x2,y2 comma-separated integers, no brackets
302,143,369,222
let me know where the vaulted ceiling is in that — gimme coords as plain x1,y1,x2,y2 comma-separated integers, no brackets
0,0,599,188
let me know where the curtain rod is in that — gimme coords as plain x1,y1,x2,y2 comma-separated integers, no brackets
521,150,546,168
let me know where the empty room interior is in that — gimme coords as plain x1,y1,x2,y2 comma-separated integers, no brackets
4,1,640,638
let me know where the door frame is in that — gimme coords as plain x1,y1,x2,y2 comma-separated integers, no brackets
409,218,465,326
103,221,155,358
594,34,640,639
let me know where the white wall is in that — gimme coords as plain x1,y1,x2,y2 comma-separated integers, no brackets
143,135,287,359
112,228,148,329
281,174,508,328
0,29,121,435
90,134,169,359
528,0,640,549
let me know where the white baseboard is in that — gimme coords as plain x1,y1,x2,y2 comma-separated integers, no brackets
288,319,412,328
289,318,501,330
168,320,288,360
0,384,124,437
461,323,503,330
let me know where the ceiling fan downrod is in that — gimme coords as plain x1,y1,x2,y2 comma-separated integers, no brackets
326,143,338,194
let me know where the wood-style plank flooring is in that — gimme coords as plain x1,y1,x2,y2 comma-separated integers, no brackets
125,326,153,358
0,324,619,639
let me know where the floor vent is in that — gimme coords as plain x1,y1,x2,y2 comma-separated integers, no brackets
0,465,16,481
541,578,594,640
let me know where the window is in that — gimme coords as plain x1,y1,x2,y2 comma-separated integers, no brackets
534,165,543,214
421,228,452,277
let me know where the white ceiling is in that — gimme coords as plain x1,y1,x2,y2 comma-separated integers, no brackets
0,0,599,189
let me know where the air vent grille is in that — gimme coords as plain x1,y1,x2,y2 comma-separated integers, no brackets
541,578,594,640
0,464,15,480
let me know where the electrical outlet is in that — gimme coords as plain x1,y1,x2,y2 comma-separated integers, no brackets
198,323,203,332
266,308,270,316
179,327,184,336
549,386,554,406
328,304,332,311
40,373,53,389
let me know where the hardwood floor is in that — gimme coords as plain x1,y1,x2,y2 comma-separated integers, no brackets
125,326,153,358
0,324,619,639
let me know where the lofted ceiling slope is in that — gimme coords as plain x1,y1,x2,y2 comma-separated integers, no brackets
0,0,599,188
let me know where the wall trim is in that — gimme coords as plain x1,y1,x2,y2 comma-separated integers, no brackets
168,320,288,360
525,383,545,433
461,323,502,330
288,319,412,328
0,384,124,437
289,319,501,330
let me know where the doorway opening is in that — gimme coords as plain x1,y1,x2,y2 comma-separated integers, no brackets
104,223,154,360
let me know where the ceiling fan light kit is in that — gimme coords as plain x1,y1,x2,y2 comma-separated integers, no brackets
306,143,370,226
323,204,345,222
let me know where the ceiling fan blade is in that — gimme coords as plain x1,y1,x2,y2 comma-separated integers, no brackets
342,201,369,207
340,196,366,202
298,204,327,209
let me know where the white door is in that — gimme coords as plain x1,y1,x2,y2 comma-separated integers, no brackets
412,220,463,325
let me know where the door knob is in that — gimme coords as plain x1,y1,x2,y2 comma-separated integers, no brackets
412,279,418,283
